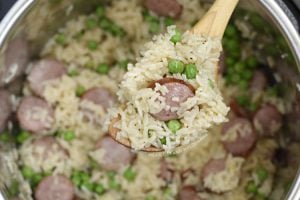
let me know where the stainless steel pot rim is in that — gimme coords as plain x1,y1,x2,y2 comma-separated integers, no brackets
0,0,299,200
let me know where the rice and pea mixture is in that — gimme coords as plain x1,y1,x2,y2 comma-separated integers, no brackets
110,25,229,151
1,0,299,200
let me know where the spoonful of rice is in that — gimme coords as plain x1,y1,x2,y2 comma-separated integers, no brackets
107,0,239,152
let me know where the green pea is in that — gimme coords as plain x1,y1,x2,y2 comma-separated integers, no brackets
76,85,86,97
164,17,174,26
149,21,160,33
234,62,245,72
241,69,253,80
167,120,182,134
21,166,34,179
118,60,129,70
110,24,126,37
80,172,90,183
55,33,66,45
250,13,264,30
96,6,105,18
231,73,241,83
62,130,76,141
86,18,97,29
256,167,268,182
94,183,105,195
17,131,31,144
82,181,94,191
99,17,112,30
184,63,197,79
245,56,258,68
68,68,79,77
160,137,166,145
238,80,249,90
0,132,10,142
146,195,156,200
107,171,116,180
245,180,257,193
31,174,43,187
170,29,182,44
236,95,249,107
71,173,82,187
108,179,121,190
123,167,137,182
225,24,238,38
8,180,19,197
168,59,185,74
87,40,98,50
96,63,110,74
225,57,235,67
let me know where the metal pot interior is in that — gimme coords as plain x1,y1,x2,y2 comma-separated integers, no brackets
0,0,299,199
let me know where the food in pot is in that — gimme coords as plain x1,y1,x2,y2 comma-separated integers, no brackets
111,25,229,151
0,0,299,199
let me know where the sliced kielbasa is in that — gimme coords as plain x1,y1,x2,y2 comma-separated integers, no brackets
218,52,226,75
0,36,29,86
250,70,267,94
201,158,226,179
0,90,12,132
31,136,68,161
35,175,74,200
253,104,282,137
149,78,195,121
221,118,256,157
144,0,183,19
159,159,175,182
28,59,67,97
95,135,136,171
179,186,200,200
81,87,116,110
17,96,54,134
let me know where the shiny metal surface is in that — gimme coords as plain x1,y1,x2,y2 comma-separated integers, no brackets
0,0,299,199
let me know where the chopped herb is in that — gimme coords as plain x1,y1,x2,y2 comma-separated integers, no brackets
245,180,257,193
256,167,268,182
21,166,35,179
7,180,19,197
96,6,105,18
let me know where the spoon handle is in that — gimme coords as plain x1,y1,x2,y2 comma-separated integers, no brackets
191,0,239,38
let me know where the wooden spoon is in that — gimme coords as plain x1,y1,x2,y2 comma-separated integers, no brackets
109,0,239,152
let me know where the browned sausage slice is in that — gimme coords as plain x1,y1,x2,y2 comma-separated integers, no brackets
201,158,226,179
179,186,200,200
221,118,256,157
250,70,267,94
159,159,175,182
31,136,68,161
0,90,12,132
144,0,183,19
81,87,116,110
253,104,282,136
35,175,74,200
0,37,29,86
28,59,67,97
149,78,195,121
17,96,55,134
95,135,136,171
